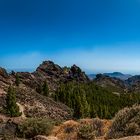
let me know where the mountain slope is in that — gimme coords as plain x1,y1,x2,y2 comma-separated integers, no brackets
125,75,140,93
0,61,90,121
103,72,132,80
93,74,127,93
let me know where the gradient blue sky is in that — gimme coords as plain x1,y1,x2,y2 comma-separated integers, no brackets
0,0,140,74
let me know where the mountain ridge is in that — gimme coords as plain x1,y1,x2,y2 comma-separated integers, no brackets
88,72,132,80
1,61,140,94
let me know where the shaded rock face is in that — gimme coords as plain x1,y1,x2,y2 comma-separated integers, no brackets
0,68,11,90
35,61,89,82
69,65,89,82
0,68,8,78
36,61,63,76
31,61,89,91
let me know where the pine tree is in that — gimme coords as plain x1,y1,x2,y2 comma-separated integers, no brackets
15,73,20,86
73,94,82,119
42,81,49,96
90,105,97,118
80,94,90,118
6,86,21,117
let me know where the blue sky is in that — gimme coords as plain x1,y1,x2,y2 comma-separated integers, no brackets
0,0,140,74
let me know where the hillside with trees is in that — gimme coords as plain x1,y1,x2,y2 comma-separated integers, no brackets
54,82,140,119
0,61,140,139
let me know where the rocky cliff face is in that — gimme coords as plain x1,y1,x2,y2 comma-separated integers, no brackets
33,61,89,90
0,67,11,90
35,61,89,82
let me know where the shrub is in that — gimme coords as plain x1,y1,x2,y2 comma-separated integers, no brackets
17,118,55,138
107,105,140,139
92,118,104,137
77,123,95,140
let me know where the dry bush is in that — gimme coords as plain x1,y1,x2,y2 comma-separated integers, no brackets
51,120,79,140
107,105,140,139
77,123,95,140
77,118,104,140
51,118,105,140
16,118,56,139
92,118,104,137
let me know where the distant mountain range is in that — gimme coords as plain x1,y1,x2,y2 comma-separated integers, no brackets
103,72,132,80
88,72,132,80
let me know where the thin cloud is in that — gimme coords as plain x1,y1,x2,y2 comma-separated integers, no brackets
1,43,140,74
0,52,47,70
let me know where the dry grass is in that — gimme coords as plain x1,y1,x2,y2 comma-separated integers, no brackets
51,118,112,140
51,120,79,140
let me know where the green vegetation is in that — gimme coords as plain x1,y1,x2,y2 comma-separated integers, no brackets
36,81,49,96
15,73,20,86
77,124,95,140
54,82,140,119
42,81,49,96
17,118,56,138
6,86,21,117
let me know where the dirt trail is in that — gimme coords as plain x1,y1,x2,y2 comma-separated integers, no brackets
0,102,26,123
17,102,26,119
